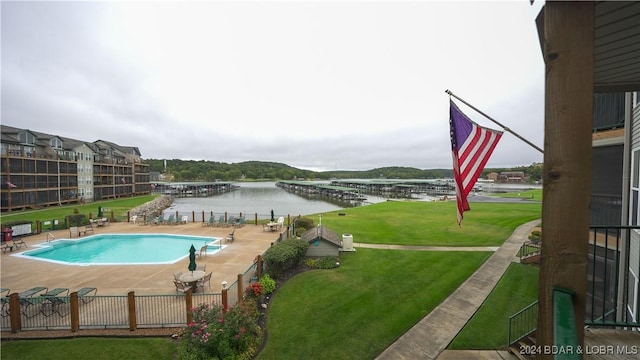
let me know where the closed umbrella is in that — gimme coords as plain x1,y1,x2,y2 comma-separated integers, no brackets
97,206,103,218
188,244,197,274
270,209,275,222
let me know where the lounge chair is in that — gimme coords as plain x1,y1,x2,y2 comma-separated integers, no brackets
173,280,192,294
165,214,176,225
215,215,225,227
76,287,97,304
11,237,27,249
18,287,48,318
226,216,236,227
197,272,212,291
1,242,12,253
196,245,207,258
84,223,94,234
225,229,235,243
39,288,70,317
0,288,9,317
204,215,216,227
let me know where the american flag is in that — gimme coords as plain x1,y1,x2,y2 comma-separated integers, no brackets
450,100,503,225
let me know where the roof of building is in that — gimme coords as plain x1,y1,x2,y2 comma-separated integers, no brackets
300,225,342,247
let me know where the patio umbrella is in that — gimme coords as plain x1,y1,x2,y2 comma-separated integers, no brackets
270,209,275,222
97,206,103,218
188,244,197,273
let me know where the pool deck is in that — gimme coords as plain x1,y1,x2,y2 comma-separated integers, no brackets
1,222,281,296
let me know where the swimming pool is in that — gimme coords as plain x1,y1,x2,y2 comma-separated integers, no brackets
16,234,223,265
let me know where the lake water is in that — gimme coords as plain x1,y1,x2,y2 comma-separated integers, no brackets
166,181,387,220
164,181,541,221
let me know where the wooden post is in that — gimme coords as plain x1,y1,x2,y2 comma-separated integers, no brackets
9,293,20,333
127,211,130,222
192,210,195,223
237,274,244,304
257,255,263,279
538,1,594,355
127,291,137,331
70,292,79,332
222,288,228,309
186,290,193,324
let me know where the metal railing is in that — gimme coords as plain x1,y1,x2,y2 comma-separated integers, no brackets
508,300,538,346
0,258,263,333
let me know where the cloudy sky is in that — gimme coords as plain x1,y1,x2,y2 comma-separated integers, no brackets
2,0,545,172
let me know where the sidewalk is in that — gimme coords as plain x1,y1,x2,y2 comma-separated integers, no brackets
375,220,540,360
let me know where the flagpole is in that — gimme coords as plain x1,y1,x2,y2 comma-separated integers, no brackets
445,89,544,154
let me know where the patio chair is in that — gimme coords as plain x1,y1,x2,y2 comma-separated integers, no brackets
196,264,206,272
196,245,207,258
84,223,94,234
225,230,235,243
197,272,212,291
69,226,79,238
173,271,183,281
277,216,285,230
180,215,189,224
173,280,192,294
129,215,138,224
76,287,97,304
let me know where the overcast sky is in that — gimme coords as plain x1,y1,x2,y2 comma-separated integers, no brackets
2,0,545,172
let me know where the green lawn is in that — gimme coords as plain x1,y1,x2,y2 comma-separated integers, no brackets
0,337,176,360
257,249,492,360
310,200,541,246
448,262,539,349
0,195,158,228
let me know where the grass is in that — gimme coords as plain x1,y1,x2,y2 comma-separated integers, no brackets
257,249,492,360
0,195,158,227
489,188,542,201
308,200,541,246
448,262,539,349
0,337,176,360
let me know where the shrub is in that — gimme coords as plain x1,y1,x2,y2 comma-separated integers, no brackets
67,214,87,227
294,217,314,236
179,302,262,360
262,239,309,279
258,273,276,295
305,256,340,269
528,230,541,244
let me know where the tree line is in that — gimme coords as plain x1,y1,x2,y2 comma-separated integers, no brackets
146,159,542,182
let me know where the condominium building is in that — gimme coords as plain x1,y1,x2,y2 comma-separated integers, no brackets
0,125,150,212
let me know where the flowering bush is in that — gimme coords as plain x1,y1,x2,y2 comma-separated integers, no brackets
244,282,263,300
178,302,261,360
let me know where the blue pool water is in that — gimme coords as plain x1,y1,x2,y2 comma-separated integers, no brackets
17,234,223,265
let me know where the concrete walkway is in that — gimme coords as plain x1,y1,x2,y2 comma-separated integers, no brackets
375,219,540,360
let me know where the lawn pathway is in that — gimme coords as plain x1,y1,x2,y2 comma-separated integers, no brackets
374,219,540,360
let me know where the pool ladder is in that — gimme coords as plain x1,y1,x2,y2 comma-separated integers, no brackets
46,233,55,243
